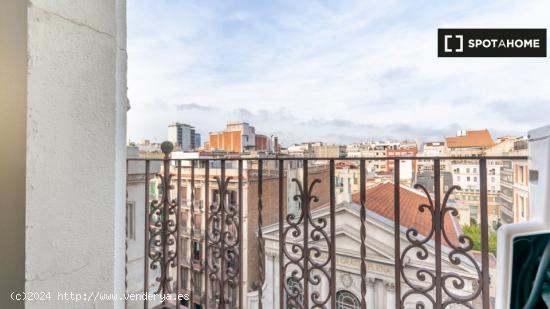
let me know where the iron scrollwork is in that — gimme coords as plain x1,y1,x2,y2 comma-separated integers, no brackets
148,173,178,295
401,184,483,308
206,176,239,307
282,177,331,309
440,185,482,308
400,184,436,309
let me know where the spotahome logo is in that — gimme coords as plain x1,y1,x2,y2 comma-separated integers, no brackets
438,29,546,57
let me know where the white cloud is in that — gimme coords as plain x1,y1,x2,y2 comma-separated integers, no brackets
127,0,550,146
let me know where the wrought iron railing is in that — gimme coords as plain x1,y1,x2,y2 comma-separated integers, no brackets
126,141,527,309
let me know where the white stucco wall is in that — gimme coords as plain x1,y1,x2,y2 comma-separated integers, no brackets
25,1,127,308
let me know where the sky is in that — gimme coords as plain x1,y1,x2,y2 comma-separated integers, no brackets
127,0,550,147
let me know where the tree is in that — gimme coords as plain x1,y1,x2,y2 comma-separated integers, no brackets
461,222,498,256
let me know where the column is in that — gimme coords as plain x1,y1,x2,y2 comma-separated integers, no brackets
374,279,386,309
264,252,274,308
274,254,280,309
23,1,128,308
385,282,395,308
367,278,375,309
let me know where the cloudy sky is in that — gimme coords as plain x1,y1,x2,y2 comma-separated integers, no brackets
127,0,550,146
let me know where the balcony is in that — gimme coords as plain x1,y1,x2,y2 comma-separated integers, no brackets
5,3,550,309
125,143,528,309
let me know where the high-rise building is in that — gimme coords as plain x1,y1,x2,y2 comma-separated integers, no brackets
168,123,200,151
194,133,201,150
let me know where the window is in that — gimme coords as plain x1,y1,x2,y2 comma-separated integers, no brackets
520,197,525,217
195,213,202,230
193,271,202,295
336,290,360,309
473,168,477,173
193,240,201,261
126,201,136,240
181,268,188,289
473,177,477,182
181,239,187,260
182,210,188,229
456,176,461,181
519,166,526,184
182,186,187,203
466,168,470,173
467,176,471,182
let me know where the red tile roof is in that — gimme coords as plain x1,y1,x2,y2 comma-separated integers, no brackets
445,129,495,149
352,182,460,246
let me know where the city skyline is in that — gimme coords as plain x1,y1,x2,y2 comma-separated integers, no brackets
130,120,521,149
127,0,550,145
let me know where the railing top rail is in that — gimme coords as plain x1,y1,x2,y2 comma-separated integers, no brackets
127,155,528,161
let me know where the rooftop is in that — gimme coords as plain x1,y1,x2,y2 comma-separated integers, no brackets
352,182,460,245
445,129,495,149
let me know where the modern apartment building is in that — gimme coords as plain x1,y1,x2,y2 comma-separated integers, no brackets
451,160,502,227
346,141,400,173
207,122,279,153
445,130,498,227
287,142,343,157
386,147,417,172
312,143,345,158
168,123,201,151
417,141,447,173
287,142,315,157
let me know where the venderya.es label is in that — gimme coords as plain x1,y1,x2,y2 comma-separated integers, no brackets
438,28,546,57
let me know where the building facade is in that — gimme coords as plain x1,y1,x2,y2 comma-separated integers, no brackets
312,143,346,158
168,123,200,151
250,182,487,309
490,137,529,224
513,159,529,222
444,130,499,227
346,141,400,173
417,142,447,173
208,122,279,153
